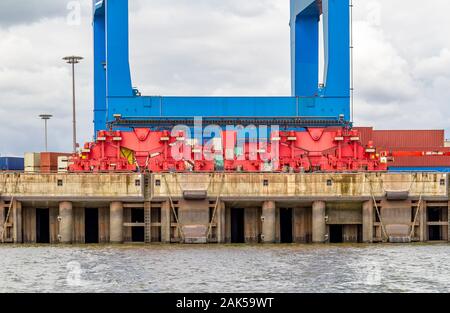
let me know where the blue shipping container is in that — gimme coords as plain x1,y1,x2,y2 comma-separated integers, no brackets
389,167,450,173
0,157,24,171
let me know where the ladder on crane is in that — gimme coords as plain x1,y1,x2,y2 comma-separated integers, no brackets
144,201,151,243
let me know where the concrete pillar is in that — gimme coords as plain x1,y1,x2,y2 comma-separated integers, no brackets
217,201,226,244
59,201,73,244
448,201,450,243
110,201,124,243
312,201,326,243
362,200,374,243
0,201,4,241
161,201,171,243
13,200,22,244
419,200,427,242
261,201,276,243
225,207,231,243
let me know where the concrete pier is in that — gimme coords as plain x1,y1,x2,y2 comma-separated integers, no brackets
110,202,124,243
312,201,326,243
262,201,276,243
59,202,73,244
362,200,374,243
0,172,447,245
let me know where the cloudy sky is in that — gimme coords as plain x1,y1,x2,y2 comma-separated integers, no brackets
0,0,449,156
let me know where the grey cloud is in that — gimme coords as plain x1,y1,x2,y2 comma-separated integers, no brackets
0,0,67,27
133,0,276,18
352,0,450,135
1,0,450,156
129,0,289,96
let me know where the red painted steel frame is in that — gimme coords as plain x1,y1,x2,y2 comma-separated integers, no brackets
69,128,390,173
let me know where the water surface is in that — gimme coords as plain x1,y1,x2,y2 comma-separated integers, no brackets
0,244,449,293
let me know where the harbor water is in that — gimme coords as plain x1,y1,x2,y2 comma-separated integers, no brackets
1,244,449,293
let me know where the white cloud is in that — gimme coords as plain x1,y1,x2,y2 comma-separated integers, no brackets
0,2,92,156
353,0,450,135
414,49,450,80
129,0,290,96
353,18,418,103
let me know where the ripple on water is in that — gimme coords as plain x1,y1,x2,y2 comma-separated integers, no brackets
0,244,449,293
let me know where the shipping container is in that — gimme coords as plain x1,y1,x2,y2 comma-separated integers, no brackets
58,156,69,173
40,152,71,168
40,166,57,174
378,147,450,152
353,127,449,169
0,157,24,171
25,152,40,167
24,152,41,172
354,128,445,148
389,167,450,173
389,156,450,167
353,127,374,146
372,130,444,148
25,166,40,173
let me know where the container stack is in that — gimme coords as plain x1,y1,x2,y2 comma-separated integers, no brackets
355,127,450,171
40,152,72,173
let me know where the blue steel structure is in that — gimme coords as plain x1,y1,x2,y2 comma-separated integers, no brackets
92,0,350,134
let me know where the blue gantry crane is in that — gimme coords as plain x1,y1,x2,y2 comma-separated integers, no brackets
66,1,450,174
92,0,350,134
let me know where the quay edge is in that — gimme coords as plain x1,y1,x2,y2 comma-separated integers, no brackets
0,172,448,244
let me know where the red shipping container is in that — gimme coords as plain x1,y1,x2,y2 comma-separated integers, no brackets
390,156,450,167
372,130,444,148
353,127,374,146
353,127,448,168
354,128,444,148
40,152,71,171
379,147,450,167
378,147,450,152
40,166,57,174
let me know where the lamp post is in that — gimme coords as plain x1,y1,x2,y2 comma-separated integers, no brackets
63,56,83,153
39,114,53,152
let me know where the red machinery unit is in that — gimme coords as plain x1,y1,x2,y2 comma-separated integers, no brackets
69,127,388,173
275,128,386,172
70,129,187,172
221,130,270,172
